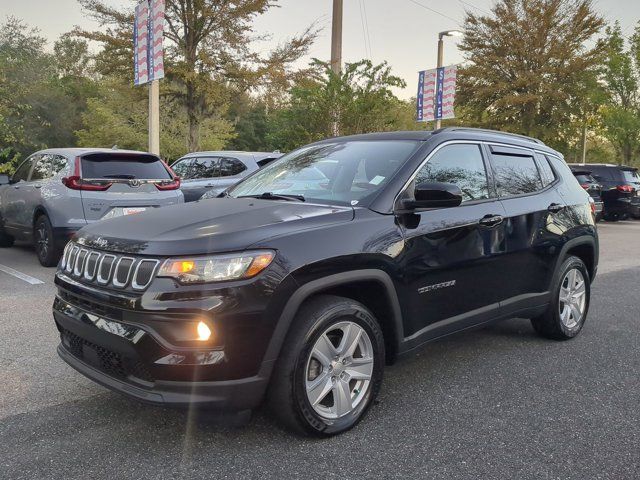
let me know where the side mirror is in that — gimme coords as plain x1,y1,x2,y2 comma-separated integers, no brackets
0,174,10,186
402,182,463,211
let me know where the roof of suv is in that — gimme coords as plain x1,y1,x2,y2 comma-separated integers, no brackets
37,148,156,158
315,127,554,153
180,151,281,159
568,163,638,171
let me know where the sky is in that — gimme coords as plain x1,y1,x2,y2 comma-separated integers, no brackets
1,0,639,99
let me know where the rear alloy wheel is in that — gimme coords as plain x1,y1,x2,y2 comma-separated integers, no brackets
34,215,60,267
531,256,590,340
268,295,384,436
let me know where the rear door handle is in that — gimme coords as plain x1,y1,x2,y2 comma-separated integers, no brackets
34,184,42,189
479,214,504,228
548,203,565,213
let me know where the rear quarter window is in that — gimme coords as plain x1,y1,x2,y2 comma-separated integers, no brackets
81,153,171,180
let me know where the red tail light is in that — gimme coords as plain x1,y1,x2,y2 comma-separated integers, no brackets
62,157,112,191
155,177,181,191
580,184,590,190
156,159,180,190
616,185,634,193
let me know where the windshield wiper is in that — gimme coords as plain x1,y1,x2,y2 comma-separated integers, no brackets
238,192,306,202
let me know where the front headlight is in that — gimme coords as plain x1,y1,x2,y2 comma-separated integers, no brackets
157,250,275,284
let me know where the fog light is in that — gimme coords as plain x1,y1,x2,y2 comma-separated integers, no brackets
197,321,212,341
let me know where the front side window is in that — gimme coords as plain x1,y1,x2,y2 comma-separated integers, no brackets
491,154,543,196
12,156,35,182
229,140,420,207
415,144,490,202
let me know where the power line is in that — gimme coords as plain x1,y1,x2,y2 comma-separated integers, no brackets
405,0,461,26
358,0,371,60
457,0,492,16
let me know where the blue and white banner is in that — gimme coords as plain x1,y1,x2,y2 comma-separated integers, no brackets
416,65,457,122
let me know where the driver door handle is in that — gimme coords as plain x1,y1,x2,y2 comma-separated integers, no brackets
479,214,504,228
548,203,565,213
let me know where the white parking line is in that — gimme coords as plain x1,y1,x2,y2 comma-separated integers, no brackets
0,264,45,285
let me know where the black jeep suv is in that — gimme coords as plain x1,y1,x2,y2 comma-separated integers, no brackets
53,128,598,436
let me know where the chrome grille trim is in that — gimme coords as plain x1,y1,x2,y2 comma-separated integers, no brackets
112,257,135,288
83,251,100,281
131,259,160,290
60,243,160,292
96,254,117,285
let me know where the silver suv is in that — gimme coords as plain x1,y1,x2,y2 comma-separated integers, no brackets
0,148,183,266
170,151,282,202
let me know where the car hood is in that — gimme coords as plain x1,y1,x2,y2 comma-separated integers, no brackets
75,197,354,256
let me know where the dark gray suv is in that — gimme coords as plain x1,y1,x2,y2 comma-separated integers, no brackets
0,148,183,266
171,151,282,202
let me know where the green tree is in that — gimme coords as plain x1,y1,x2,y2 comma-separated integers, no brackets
599,22,640,165
75,0,317,152
265,60,410,151
457,0,605,150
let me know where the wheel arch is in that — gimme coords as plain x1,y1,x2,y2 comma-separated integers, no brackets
559,236,598,283
263,270,404,369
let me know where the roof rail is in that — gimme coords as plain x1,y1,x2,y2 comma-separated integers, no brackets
434,127,545,145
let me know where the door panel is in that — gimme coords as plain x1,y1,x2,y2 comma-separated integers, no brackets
3,155,38,233
394,143,506,339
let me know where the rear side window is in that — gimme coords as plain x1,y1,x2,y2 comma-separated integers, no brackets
588,167,614,182
170,158,193,178
491,153,543,196
574,174,594,183
416,144,489,202
219,157,246,177
31,154,68,180
622,169,640,182
537,156,556,186
81,153,171,180
190,157,219,178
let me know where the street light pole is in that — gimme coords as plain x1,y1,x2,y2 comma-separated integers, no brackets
435,30,462,130
330,0,343,136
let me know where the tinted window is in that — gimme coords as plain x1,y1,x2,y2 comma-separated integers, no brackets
219,157,246,177
537,156,556,186
574,174,595,184
190,158,219,179
171,158,193,178
12,157,35,182
415,144,489,202
229,140,420,207
491,154,543,196
588,166,614,181
81,154,171,179
31,154,67,180
622,169,640,182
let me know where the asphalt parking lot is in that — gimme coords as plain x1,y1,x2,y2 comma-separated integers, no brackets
1,222,639,479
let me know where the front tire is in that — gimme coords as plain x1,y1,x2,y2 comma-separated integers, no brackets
531,256,590,340
34,215,60,267
268,295,385,436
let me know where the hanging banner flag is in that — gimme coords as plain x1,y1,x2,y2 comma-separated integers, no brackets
133,1,149,86
416,65,457,122
134,0,165,85
148,0,165,82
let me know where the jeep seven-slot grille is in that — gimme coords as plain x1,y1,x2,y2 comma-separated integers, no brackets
60,243,160,291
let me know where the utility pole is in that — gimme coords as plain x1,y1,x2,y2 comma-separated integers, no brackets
581,124,588,163
149,80,160,155
330,0,343,136
331,0,343,75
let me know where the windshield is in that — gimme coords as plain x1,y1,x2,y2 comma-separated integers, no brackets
622,169,640,183
228,140,420,206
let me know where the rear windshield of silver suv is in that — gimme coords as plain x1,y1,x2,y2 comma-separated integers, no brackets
81,154,171,180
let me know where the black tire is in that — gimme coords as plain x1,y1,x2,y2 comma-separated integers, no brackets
531,256,590,340
268,295,385,436
34,215,60,267
0,226,14,247
604,212,620,222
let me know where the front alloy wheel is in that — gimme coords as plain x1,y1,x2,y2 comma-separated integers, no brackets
268,295,384,436
305,321,374,420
